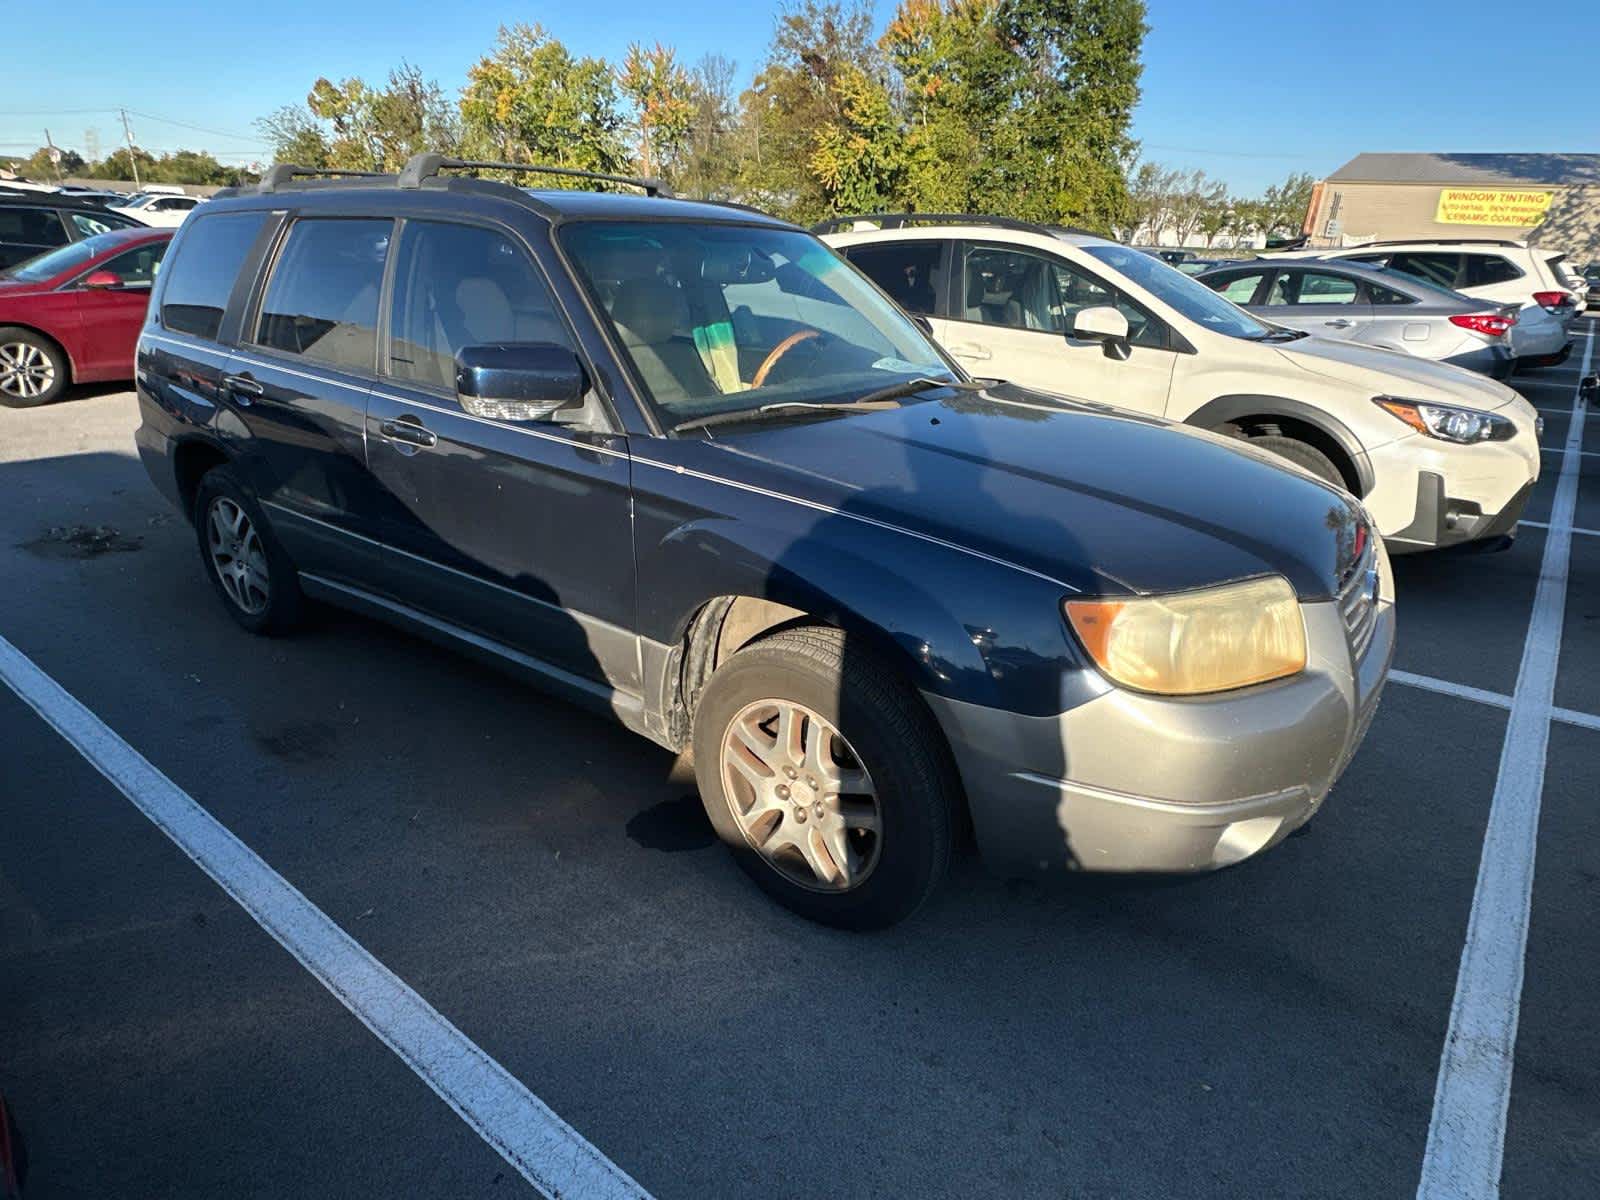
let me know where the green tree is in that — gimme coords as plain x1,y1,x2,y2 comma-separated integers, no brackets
618,42,695,182
17,146,86,179
740,0,882,222
810,66,908,212
460,23,628,177
679,54,740,199
1259,171,1314,239
257,105,332,167
257,63,456,172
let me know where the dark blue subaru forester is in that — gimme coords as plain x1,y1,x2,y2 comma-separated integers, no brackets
135,155,1392,928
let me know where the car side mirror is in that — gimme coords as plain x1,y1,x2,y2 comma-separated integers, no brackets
455,343,587,423
1071,305,1131,360
80,270,122,290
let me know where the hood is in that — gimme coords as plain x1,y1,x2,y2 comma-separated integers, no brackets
0,276,55,299
1275,336,1518,410
704,385,1366,600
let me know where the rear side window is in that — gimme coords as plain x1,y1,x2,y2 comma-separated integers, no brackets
1364,281,1414,306
66,210,129,238
0,206,67,246
1211,271,1266,303
386,220,571,390
161,211,268,340
1464,255,1523,287
255,218,391,371
844,241,944,316
1386,251,1464,289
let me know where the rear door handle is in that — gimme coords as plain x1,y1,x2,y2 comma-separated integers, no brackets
946,342,992,361
222,373,263,404
1324,318,1355,329
379,415,438,449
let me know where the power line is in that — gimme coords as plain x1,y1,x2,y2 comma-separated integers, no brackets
124,109,269,144
0,105,269,145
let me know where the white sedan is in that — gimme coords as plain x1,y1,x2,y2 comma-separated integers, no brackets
117,193,203,227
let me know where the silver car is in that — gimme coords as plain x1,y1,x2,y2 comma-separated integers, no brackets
1196,258,1549,378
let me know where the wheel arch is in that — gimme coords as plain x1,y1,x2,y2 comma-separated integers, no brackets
1185,394,1374,497
0,322,77,383
170,435,232,519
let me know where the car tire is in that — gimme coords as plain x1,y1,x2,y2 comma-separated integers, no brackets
0,326,69,409
192,466,304,635
691,625,956,930
1249,435,1345,490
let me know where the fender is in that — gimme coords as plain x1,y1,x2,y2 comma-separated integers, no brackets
635,511,1104,721
1184,394,1376,497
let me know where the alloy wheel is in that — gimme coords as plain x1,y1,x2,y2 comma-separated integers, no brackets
206,498,271,615
719,699,882,892
0,341,55,400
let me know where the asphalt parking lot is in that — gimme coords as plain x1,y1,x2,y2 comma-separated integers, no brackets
2,319,1596,1199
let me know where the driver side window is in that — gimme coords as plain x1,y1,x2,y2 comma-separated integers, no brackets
386,220,574,391
960,242,1168,349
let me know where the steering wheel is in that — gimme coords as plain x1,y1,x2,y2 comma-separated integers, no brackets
752,328,824,388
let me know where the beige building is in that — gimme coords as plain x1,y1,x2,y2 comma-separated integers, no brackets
1304,153,1600,260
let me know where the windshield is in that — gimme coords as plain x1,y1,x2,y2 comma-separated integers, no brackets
561,220,953,427
5,232,123,282
1083,242,1274,339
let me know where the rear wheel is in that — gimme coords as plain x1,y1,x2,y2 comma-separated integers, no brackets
192,466,304,635
692,625,956,930
0,327,68,408
1249,434,1345,490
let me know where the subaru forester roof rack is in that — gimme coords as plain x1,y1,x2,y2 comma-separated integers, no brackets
397,153,672,197
255,164,388,192
810,212,1098,238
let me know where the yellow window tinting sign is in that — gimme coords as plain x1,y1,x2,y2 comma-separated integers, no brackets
1434,188,1554,227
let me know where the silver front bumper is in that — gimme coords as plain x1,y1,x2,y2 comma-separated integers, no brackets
923,582,1395,876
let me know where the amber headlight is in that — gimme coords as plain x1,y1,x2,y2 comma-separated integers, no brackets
1064,576,1307,696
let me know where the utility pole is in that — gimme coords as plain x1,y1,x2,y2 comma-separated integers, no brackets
119,108,141,189
43,128,62,182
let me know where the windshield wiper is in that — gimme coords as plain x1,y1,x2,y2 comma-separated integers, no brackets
671,377,983,436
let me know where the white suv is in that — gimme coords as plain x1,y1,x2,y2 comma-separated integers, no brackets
822,215,1541,553
1271,239,1584,359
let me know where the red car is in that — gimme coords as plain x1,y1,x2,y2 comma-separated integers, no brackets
0,226,172,408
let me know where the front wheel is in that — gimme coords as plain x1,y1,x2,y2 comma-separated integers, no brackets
1249,434,1346,490
0,327,68,408
692,626,956,930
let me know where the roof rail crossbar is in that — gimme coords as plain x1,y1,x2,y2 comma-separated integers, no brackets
257,164,388,192
1351,238,1526,249
398,153,672,197
810,211,1098,239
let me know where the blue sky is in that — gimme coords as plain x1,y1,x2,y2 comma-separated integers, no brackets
4,0,1592,195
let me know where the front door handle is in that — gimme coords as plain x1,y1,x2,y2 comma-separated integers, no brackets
379,415,438,449
1324,318,1355,329
222,373,263,404
946,342,992,361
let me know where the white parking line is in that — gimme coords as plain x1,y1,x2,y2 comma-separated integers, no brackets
1388,670,1600,733
0,633,653,1200
1539,445,1598,458
1416,324,1592,1199
1518,519,1600,538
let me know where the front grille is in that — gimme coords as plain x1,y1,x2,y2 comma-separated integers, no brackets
1337,530,1379,660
